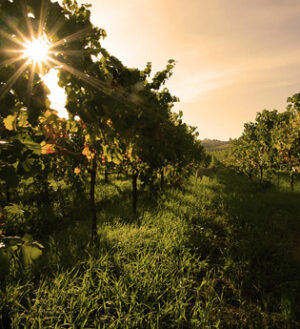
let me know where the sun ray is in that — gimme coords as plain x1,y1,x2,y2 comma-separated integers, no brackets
47,18,66,41
4,18,30,47
0,29,26,48
37,59,48,76
1,25,143,111
47,57,148,110
0,49,24,55
51,27,92,48
47,56,113,91
38,0,48,38
49,49,87,57
0,3,138,113
21,1,35,42
0,55,25,69
0,61,29,100
26,61,37,104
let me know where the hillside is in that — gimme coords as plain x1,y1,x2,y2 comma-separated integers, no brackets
201,139,231,152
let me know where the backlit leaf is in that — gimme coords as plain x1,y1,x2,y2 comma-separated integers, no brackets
3,114,17,131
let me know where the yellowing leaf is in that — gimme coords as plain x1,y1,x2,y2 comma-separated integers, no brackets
113,157,120,165
44,109,58,118
127,146,133,159
3,114,17,131
42,124,58,143
82,144,94,160
40,142,56,155
85,134,91,143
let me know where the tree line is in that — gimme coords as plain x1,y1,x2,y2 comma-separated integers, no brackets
227,94,300,191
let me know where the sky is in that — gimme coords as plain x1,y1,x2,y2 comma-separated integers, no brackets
45,0,300,140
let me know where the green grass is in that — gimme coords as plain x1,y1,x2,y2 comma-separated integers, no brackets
1,169,299,328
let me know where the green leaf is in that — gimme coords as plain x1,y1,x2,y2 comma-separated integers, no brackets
22,234,33,243
4,204,24,217
22,157,35,172
22,245,42,265
21,140,41,155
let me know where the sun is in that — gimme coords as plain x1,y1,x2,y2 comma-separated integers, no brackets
22,36,50,64
0,2,108,102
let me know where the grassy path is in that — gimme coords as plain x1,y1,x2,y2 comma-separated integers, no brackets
1,169,300,328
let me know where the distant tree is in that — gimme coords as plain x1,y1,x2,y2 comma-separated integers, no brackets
272,94,300,191
229,94,299,190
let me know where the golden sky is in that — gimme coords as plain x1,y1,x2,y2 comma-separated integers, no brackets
47,0,300,140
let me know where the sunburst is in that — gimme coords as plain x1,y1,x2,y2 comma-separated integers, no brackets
0,0,105,101
0,0,139,110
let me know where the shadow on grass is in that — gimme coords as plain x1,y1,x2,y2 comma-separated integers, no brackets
2,170,299,328
181,167,300,326
28,179,161,279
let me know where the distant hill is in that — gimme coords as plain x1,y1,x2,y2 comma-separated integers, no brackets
201,139,231,152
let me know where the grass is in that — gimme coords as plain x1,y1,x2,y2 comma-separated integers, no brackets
1,169,299,328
